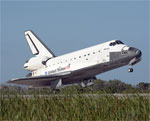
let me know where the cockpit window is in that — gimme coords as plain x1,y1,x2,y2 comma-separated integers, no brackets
109,42,116,46
116,40,124,44
26,60,29,63
109,40,124,46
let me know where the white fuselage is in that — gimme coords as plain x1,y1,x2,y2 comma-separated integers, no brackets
31,40,127,77
8,31,142,89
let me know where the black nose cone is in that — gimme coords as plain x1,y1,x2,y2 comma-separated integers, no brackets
128,47,142,59
135,49,142,58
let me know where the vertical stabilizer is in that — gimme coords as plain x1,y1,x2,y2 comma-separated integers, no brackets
25,30,55,58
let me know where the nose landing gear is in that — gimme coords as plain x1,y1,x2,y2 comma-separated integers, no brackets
128,68,133,72
128,58,135,72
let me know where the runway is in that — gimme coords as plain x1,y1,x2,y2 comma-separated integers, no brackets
1,93,150,98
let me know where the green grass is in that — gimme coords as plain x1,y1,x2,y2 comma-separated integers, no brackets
1,94,150,121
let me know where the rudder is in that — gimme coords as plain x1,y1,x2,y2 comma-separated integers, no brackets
25,30,55,58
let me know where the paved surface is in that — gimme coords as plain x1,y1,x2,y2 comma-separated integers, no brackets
1,93,150,98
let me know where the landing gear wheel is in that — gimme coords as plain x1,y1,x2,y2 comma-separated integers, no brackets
128,68,133,72
53,89,60,94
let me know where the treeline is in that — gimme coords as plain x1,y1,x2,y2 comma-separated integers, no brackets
94,79,150,93
0,79,149,94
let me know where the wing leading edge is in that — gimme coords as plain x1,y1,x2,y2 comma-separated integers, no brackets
7,71,72,87
7,63,104,87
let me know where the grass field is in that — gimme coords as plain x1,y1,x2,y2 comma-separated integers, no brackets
1,93,150,121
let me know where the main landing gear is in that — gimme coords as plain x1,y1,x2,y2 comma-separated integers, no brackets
128,68,133,72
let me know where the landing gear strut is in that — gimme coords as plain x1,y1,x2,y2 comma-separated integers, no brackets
79,77,95,88
128,68,133,72
53,89,60,94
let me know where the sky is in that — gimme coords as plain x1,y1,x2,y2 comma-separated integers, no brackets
1,0,149,85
